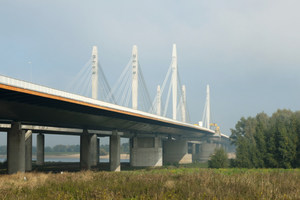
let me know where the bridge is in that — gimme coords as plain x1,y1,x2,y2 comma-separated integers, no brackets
0,44,230,174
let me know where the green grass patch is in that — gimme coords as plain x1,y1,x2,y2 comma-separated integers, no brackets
1,168,300,199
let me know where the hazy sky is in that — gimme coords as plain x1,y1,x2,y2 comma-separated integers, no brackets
1,0,300,146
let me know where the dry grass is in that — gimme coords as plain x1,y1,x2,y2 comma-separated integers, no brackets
0,168,299,199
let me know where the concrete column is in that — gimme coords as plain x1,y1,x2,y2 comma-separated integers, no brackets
25,130,32,171
129,137,132,164
154,137,160,148
133,137,138,148
110,130,120,171
80,129,91,170
191,143,197,162
196,144,200,154
163,139,192,164
36,133,45,165
130,137,162,167
7,122,25,174
192,144,196,154
90,134,98,166
97,138,100,164
199,141,217,161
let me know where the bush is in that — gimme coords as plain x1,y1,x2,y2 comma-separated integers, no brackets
0,159,7,168
208,148,228,168
229,158,236,168
99,148,108,156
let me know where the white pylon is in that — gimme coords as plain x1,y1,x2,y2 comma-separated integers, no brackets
172,44,177,120
132,45,138,110
202,85,211,129
92,46,98,99
157,85,161,116
181,85,186,122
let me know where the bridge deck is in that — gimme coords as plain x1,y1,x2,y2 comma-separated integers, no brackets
0,75,218,139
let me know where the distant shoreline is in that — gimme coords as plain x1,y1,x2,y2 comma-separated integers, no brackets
0,153,130,160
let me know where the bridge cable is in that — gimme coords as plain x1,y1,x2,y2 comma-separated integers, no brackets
74,64,92,95
116,67,131,105
163,80,172,117
97,62,116,103
66,58,92,92
106,58,132,103
79,67,92,96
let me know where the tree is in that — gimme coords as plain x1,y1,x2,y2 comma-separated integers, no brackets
291,111,300,167
233,135,253,168
100,144,109,153
99,148,108,156
231,109,300,169
121,142,129,154
208,148,228,168
53,145,67,152
0,146,6,154
44,146,53,152
230,116,257,168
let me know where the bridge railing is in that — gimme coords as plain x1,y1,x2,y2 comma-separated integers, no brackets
0,75,119,108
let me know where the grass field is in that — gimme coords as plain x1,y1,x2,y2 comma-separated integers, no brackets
0,162,299,199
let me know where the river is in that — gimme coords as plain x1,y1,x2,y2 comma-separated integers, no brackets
0,158,129,163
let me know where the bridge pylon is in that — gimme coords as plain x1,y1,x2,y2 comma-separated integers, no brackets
132,45,138,109
92,46,98,99
202,85,211,129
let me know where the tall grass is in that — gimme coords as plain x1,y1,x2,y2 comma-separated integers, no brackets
0,168,299,199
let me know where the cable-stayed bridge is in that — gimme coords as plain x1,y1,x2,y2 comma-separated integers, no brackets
0,44,230,174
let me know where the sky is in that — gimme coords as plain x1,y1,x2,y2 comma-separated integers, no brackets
1,0,300,146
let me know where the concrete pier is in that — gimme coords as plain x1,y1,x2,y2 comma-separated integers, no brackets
25,130,32,171
130,137,162,167
90,134,98,166
191,143,201,162
198,141,217,161
97,138,100,164
7,122,25,174
110,130,120,171
163,140,192,164
37,133,45,165
80,129,91,170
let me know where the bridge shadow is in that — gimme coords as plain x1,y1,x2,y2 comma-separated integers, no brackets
0,161,147,174
0,161,208,174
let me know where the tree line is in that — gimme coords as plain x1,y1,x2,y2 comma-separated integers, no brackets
230,109,300,168
0,142,130,155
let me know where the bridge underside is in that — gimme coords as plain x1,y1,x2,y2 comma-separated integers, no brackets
0,84,231,174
